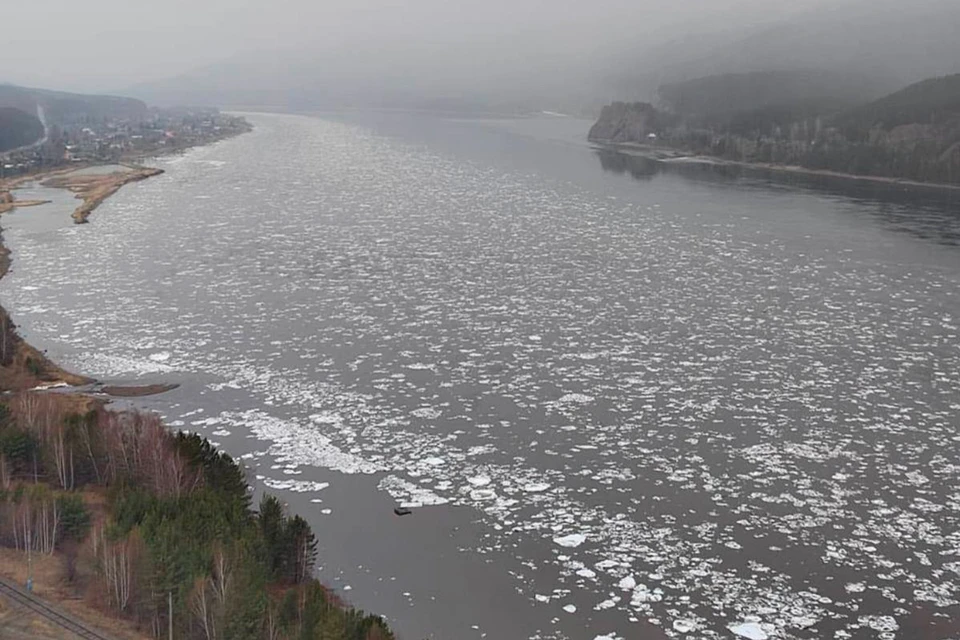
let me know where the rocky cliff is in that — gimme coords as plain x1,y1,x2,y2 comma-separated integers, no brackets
588,102,670,143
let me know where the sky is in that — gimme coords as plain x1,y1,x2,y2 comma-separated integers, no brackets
1,0,828,94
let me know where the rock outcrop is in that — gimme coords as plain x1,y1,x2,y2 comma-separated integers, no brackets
588,102,666,144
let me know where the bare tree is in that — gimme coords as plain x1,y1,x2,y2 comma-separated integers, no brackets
99,526,141,612
189,576,217,640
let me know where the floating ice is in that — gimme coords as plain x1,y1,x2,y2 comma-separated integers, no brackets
553,533,586,548
558,393,594,404
233,409,379,474
379,475,449,506
8,110,960,640
860,616,898,633
261,478,330,493
522,482,551,493
672,619,696,633
728,622,768,640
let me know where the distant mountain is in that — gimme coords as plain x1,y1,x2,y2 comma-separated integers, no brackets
0,107,44,153
0,84,147,128
605,0,960,102
125,50,602,115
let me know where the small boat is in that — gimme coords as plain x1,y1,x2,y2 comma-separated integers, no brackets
393,506,412,516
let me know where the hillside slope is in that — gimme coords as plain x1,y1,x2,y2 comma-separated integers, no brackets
0,107,44,152
0,85,147,127
837,73,960,129
658,70,889,122
590,73,960,185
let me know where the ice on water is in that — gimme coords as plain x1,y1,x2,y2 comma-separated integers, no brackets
4,113,960,639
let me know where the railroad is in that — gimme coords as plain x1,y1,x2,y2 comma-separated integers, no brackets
0,576,113,640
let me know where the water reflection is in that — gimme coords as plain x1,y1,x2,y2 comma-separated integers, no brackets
596,148,960,246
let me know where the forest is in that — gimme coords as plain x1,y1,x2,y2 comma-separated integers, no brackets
589,71,960,185
0,391,393,640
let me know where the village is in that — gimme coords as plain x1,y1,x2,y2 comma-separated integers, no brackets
0,107,251,179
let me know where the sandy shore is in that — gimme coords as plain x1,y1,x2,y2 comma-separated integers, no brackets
595,140,960,192
0,194,50,215
40,165,166,223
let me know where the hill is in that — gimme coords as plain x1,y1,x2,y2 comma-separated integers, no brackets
589,72,960,186
837,73,960,130
0,85,147,128
658,70,889,123
0,107,44,153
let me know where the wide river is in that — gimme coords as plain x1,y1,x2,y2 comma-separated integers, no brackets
3,112,960,640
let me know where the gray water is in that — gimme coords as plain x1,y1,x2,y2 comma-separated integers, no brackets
2,112,960,640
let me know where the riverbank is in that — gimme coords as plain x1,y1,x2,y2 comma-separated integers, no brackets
0,226,92,390
594,140,960,192
0,164,168,390
0,125,396,639
0,130,231,388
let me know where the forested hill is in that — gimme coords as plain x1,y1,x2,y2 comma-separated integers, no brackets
0,106,44,152
0,84,147,127
837,73,960,129
589,72,960,185
657,70,889,123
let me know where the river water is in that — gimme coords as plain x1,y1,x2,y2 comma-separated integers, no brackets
2,112,960,640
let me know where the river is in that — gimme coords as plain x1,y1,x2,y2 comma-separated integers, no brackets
2,111,960,640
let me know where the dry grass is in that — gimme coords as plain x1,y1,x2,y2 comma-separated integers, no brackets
0,192,50,215
0,595,66,640
0,519,149,640
0,338,93,392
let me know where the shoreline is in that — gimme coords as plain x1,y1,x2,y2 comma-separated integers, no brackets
0,127,249,391
0,120,396,639
593,140,960,192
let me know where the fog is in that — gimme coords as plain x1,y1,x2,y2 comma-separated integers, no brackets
3,0,960,112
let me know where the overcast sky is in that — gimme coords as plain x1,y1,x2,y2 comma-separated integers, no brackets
1,0,835,93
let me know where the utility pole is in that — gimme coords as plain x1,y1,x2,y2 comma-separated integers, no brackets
168,590,173,640
26,534,33,593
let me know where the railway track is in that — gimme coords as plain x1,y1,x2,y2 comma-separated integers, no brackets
0,576,112,640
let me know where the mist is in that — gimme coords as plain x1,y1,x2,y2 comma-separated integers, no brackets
3,0,960,113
